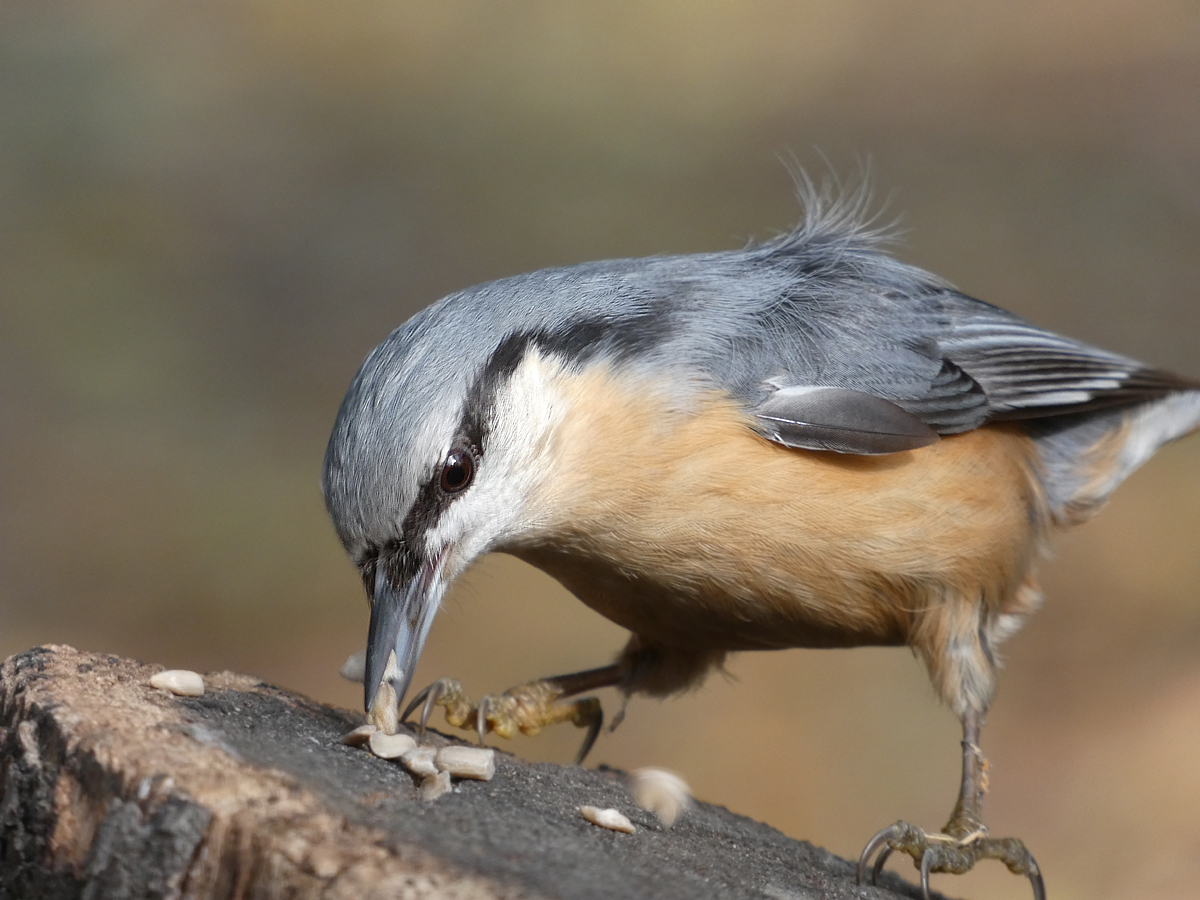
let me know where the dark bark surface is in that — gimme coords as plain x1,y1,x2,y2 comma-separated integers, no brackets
0,645,948,900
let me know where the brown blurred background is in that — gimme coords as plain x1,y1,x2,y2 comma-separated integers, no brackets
3,3,1200,898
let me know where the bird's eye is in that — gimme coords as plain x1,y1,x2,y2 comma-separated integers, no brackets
439,446,475,493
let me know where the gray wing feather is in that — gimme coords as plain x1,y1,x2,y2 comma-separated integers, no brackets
735,279,1196,454
752,386,940,454
935,305,1197,417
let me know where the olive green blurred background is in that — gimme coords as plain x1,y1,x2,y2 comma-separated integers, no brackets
3,3,1200,898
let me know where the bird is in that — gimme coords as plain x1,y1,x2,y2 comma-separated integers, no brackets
321,178,1200,899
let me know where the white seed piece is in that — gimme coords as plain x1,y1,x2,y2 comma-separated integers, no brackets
366,653,400,734
401,745,439,777
382,650,402,684
629,767,692,828
338,724,377,746
368,731,417,759
420,770,452,801
339,650,366,683
579,806,634,833
149,669,205,697
435,745,495,781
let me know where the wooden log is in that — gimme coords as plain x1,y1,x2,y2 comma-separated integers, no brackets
0,645,941,899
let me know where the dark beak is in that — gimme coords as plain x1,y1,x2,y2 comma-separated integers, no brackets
363,555,444,715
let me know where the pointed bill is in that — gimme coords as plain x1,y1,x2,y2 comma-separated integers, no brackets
363,556,445,725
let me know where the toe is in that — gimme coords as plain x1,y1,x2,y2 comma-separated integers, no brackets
856,822,906,885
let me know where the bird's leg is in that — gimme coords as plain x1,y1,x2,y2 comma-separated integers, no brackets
856,710,1046,900
401,665,621,763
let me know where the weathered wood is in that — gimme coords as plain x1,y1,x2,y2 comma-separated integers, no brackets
0,645,942,899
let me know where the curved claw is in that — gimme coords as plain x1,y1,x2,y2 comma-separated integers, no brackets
574,702,603,765
1026,854,1046,900
871,845,892,886
400,678,454,735
920,848,934,900
400,682,435,730
856,823,904,885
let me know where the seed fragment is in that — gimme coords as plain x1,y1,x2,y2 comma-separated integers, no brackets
367,683,398,734
368,731,417,759
149,670,205,697
338,724,377,746
339,651,366,683
579,806,634,833
401,746,439,777
629,767,692,828
435,745,495,780
366,651,401,734
420,770,452,801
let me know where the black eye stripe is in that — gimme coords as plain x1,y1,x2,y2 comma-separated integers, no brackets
365,438,480,594
359,556,376,597
356,544,379,597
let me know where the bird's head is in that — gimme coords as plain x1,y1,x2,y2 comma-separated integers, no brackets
321,268,671,721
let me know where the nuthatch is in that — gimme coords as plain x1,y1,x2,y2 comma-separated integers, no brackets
322,182,1200,898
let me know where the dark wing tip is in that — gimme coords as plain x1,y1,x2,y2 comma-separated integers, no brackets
985,363,1200,421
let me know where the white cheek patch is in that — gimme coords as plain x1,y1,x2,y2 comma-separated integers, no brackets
424,348,571,573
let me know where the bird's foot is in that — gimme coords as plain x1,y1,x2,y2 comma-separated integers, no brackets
856,820,1045,900
400,676,604,763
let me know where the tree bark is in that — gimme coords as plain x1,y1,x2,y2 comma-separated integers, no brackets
0,645,943,900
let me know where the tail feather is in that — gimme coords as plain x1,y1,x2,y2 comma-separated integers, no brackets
1029,391,1200,526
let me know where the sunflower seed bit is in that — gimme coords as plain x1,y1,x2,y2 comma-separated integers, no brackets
401,745,439,777
629,767,692,827
368,731,417,759
579,806,634,833
339,650,366,683
420,770,452,801
367,682,398,734
366,650,401,733
149,670,205,697
338,724,377,746
435,745,495,780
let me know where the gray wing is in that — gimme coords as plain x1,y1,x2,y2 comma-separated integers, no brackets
753,385,939,454
738,289,1197,455
938,310,1196,417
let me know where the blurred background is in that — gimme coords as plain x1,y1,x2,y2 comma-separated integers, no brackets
3,3,1200,898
